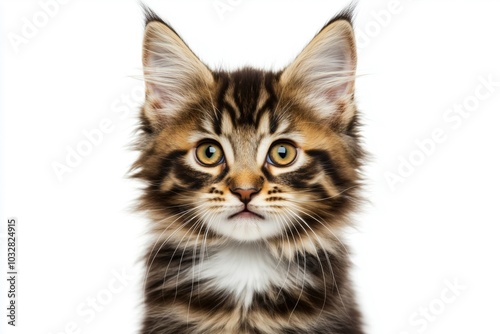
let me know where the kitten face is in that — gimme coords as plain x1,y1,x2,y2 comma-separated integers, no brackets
133,14,363,244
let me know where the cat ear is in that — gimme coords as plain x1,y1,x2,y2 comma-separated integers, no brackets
142,11,213,123
280,15,357,126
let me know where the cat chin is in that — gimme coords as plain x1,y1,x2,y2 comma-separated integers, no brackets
210,217,283,242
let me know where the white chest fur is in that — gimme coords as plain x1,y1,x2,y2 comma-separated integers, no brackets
195,243,291,308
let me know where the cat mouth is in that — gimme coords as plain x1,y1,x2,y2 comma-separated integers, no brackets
229,208,264,220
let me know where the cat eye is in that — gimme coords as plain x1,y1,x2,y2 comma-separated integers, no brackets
195,142,225,167
267,142,297,167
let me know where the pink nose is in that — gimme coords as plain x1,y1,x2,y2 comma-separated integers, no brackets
230,187,260,204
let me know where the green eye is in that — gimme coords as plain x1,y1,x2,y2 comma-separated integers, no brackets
195,142,224,166
267,142,297,167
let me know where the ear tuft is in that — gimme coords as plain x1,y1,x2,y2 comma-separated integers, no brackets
322,3,356,28
141,4,166,27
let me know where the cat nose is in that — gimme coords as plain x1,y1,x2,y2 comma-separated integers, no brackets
230,187,260,204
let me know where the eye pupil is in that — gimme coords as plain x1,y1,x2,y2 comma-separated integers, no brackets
206,146,216,158
277,146,287,159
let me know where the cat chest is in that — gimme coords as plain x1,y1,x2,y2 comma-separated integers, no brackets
194,244,293,308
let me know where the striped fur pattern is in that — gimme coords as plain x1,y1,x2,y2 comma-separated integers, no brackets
133,6,365,334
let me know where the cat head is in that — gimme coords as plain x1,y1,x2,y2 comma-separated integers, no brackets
133,7,364,246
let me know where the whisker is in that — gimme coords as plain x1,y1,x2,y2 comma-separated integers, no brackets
143,203,207,291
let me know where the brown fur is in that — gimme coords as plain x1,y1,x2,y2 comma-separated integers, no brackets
133,6,365,334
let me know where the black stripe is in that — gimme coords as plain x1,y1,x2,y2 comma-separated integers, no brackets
222,101,238,129
154,150,188,188
173,163,212,191
139,108,154,135
261,166,275,182
305,149,351,190
164,281,234,312
232,68,263,125
145,246,236,313
214,165,229,183
213,72,230,135
256,72,279,133
142,317,197,334
252,284,328,317
279,162,319,188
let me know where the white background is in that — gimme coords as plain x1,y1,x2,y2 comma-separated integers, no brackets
1,0,500,333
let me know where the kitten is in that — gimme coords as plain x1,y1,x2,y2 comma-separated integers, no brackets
133,5,365,334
